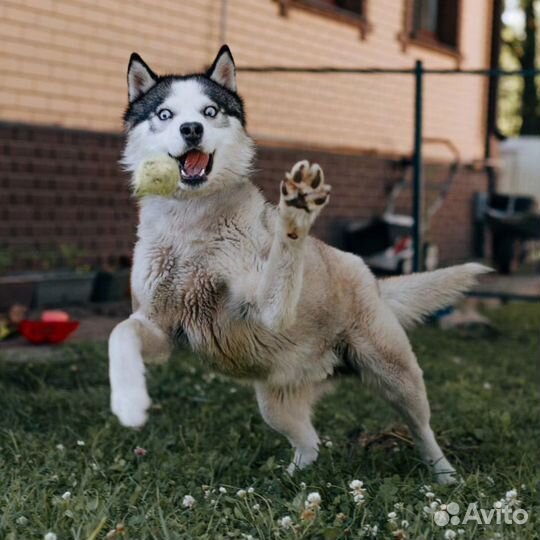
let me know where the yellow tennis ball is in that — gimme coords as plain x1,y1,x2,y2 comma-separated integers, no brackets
134,155,180,198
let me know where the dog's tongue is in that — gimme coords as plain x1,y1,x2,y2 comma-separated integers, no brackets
183,150,210,177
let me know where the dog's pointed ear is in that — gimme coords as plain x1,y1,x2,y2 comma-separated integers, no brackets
127,53,158,103
207,45,237,92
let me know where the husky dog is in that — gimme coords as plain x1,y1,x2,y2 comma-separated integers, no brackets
110,45,488,483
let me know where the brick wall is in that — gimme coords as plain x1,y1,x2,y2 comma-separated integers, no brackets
0,122,134,270
0,122,487,272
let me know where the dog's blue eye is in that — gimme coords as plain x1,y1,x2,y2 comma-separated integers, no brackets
157,109,173,121
204,106,218,118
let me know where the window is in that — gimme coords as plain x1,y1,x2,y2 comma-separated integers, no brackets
333,0,364,17
412,0,460,50
278,0,370,39
398,0,461,59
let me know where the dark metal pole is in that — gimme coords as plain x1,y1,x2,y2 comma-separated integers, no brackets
412,60,424,273
485,0,503,194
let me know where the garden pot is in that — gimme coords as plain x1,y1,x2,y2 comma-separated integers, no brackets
31,271,97,308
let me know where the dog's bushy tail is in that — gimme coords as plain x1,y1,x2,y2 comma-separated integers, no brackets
379,263,491,329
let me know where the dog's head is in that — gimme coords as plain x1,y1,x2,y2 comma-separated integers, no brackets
122,46,255,196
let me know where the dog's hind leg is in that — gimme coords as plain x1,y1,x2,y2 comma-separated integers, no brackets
255,382,321,475
348,303,458,484
108,314,170,428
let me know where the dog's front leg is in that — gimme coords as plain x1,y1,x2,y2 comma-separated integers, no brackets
108,314,170,428
256,161,330,331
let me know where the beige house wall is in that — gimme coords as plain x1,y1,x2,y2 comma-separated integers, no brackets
0,0,492,161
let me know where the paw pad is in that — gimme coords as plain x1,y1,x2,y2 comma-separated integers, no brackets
280,160,331,214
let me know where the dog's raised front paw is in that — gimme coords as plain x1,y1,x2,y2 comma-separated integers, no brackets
111,386,151,429
279,160,331,239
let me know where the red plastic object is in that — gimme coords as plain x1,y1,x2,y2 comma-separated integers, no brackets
19,320,80,344
41,310,70,322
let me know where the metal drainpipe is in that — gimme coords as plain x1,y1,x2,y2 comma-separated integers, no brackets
220,0,229,45
412,60,424,273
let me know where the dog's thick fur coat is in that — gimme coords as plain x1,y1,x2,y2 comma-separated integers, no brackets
109,46,489,482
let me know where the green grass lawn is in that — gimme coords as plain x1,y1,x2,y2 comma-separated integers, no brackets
1,303,539,540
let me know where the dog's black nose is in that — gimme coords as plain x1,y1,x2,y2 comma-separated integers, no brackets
180,122,203,144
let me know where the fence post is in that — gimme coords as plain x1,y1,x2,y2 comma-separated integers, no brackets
412,60,424,273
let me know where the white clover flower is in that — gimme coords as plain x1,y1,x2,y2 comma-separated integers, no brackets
252,503,260,511
349,479,364,490
483,382,492,390
61,491,71,501
16,516,28,526
425,491,435,499
305,491,322,510
247,487,255,494
457,530,465,536
349,479,366,506
401,520,409,529
236,489,247,498
363,524,379,537
300,482,306,489
505,489,518,502
387,511,397,522
182,494,195,508
76,440,85,446
55,444,65,451
394,502,404,511
278,516,293,529
219,486,227,494
444,530,457,540
324,440,333,448
493,500,503,509
44,533,57,540
430,501,440,510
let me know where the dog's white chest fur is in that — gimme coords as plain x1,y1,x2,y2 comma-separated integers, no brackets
131,192,303,379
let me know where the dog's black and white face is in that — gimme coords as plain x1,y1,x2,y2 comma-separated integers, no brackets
122,46,255,196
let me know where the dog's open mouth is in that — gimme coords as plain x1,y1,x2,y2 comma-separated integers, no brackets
171,150,214,186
